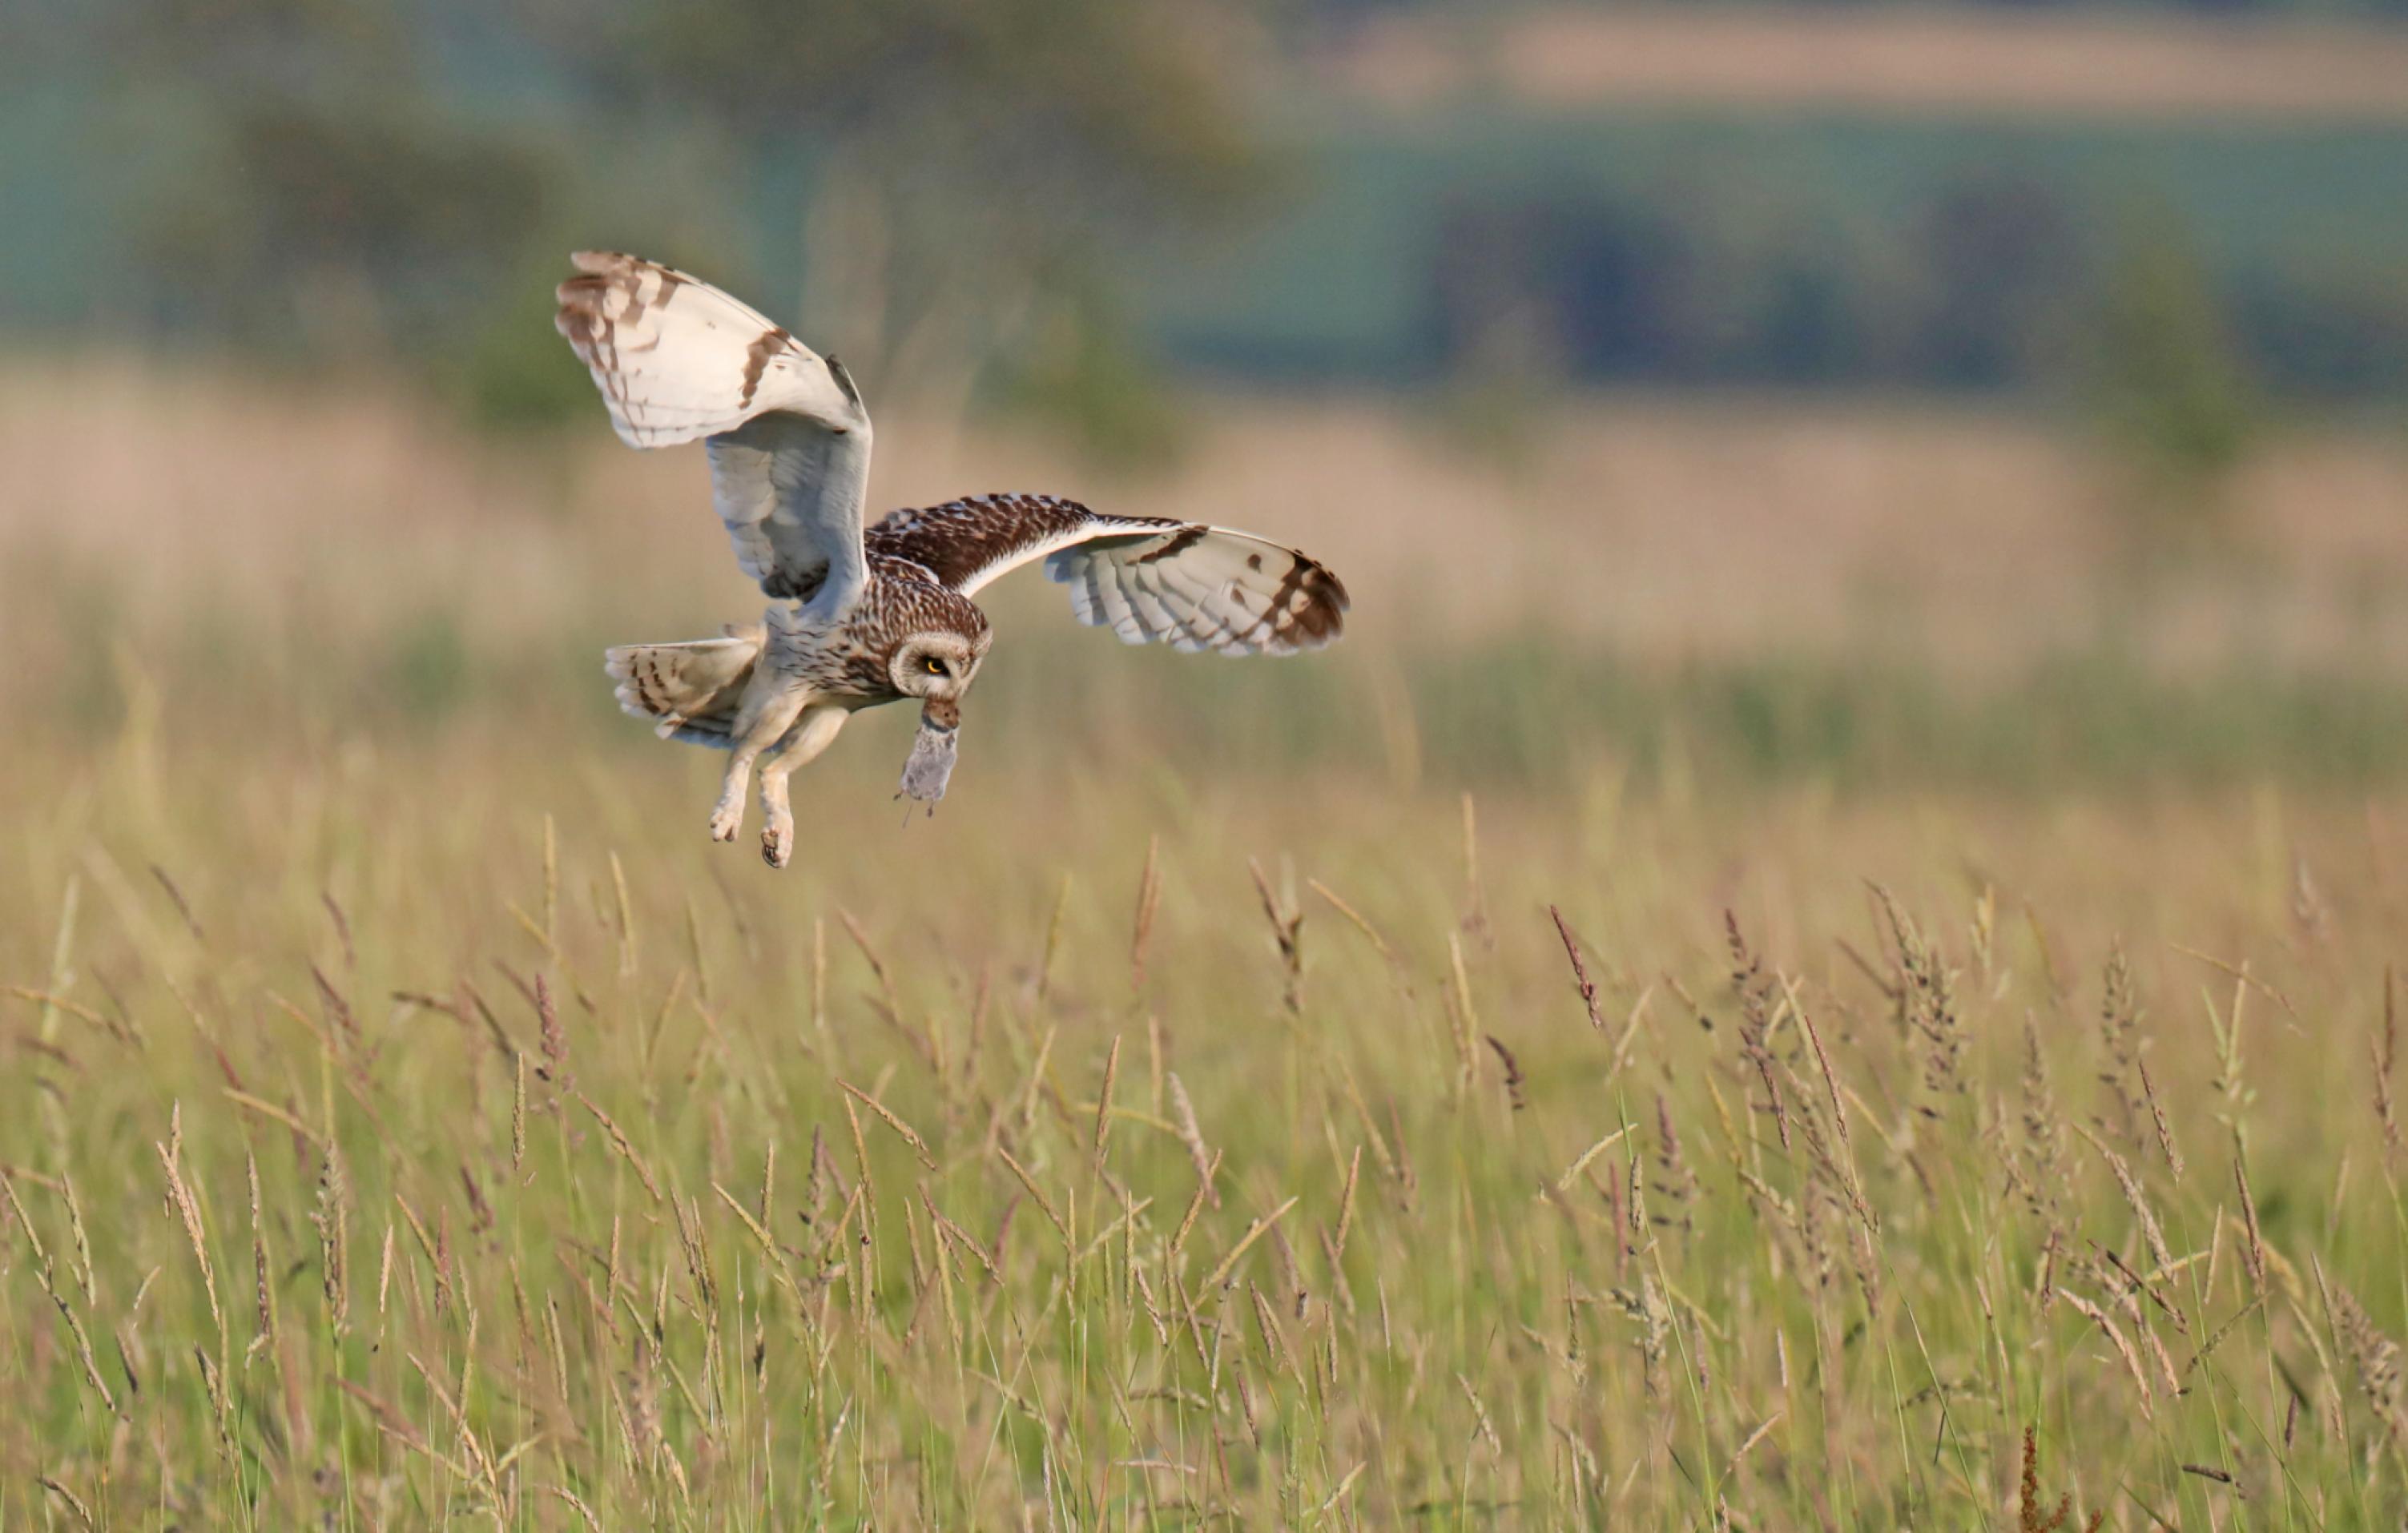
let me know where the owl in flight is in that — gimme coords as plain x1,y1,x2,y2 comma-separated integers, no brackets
554,251,1348,867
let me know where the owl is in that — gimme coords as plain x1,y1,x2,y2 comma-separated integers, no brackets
554,251,1348,867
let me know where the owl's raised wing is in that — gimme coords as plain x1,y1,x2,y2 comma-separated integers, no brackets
868,493,1347,655
555,251,873,609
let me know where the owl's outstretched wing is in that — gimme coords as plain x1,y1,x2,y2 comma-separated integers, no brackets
868,493,1347,655
555,251,873,609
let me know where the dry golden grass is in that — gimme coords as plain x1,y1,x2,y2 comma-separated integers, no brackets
6,361,2408,1526
8,359,2408,690
6,725,2408,1526
1327,7,2408,123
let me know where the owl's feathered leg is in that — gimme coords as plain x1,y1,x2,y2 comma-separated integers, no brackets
708,686,810,843
758,705,851,869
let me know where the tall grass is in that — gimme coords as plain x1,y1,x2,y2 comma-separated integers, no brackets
6,364,2408,1525
3,722,2406,1527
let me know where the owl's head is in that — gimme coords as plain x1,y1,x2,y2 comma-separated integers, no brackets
888,614,993,710
888,602,989,810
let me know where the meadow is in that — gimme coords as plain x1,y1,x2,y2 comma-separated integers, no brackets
5,368,2408,1527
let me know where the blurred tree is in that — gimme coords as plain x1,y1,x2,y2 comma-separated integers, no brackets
1912,171,2084,391
109,0,561,373
1423,199,1572,468
95,0,1274,451
1428,195,1688,382
2233,263,2408,400
553,0,1274,441
49,0,2402,423
2090,212,2258,537
997,276,1189,470
1754,257,1866,384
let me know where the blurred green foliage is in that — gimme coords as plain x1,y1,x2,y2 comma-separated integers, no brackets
18,552,2408,795
1147,108,2408,405
6,0,2402,449
989,291,1189,472
2092,215,2261,539
383,610,475,722
569,0,1270,425
52,0,1270,453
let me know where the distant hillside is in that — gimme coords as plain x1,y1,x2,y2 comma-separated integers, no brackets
1321,9,2408,122
1138,102,2408,396
4,2,2405,408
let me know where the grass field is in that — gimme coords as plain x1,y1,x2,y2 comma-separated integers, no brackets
6,369,2408,1527
7,737,2408,1527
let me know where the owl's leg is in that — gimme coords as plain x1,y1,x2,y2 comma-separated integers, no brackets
708,686,808,843
758,705,852,869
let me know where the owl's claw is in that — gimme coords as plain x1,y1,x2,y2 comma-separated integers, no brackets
760,774,797,867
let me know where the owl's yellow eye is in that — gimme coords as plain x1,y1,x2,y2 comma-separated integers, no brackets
922,656,945,675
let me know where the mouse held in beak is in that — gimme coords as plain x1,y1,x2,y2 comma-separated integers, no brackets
898,700,960,812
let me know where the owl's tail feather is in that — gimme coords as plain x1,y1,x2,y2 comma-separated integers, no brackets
604,625,763,750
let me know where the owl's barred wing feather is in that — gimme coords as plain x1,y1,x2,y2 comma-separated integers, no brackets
554,251,872,609
602,626,763,749
554,252,810,447
1053,525,1347,654
868,493,1347,655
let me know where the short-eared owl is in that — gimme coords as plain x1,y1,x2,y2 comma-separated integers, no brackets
554,251,1348,867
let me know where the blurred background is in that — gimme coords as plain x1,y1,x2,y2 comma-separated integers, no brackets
6,0,2408,795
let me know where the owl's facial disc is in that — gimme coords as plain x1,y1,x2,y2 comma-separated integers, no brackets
891,626,989,811
891,632,982,701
